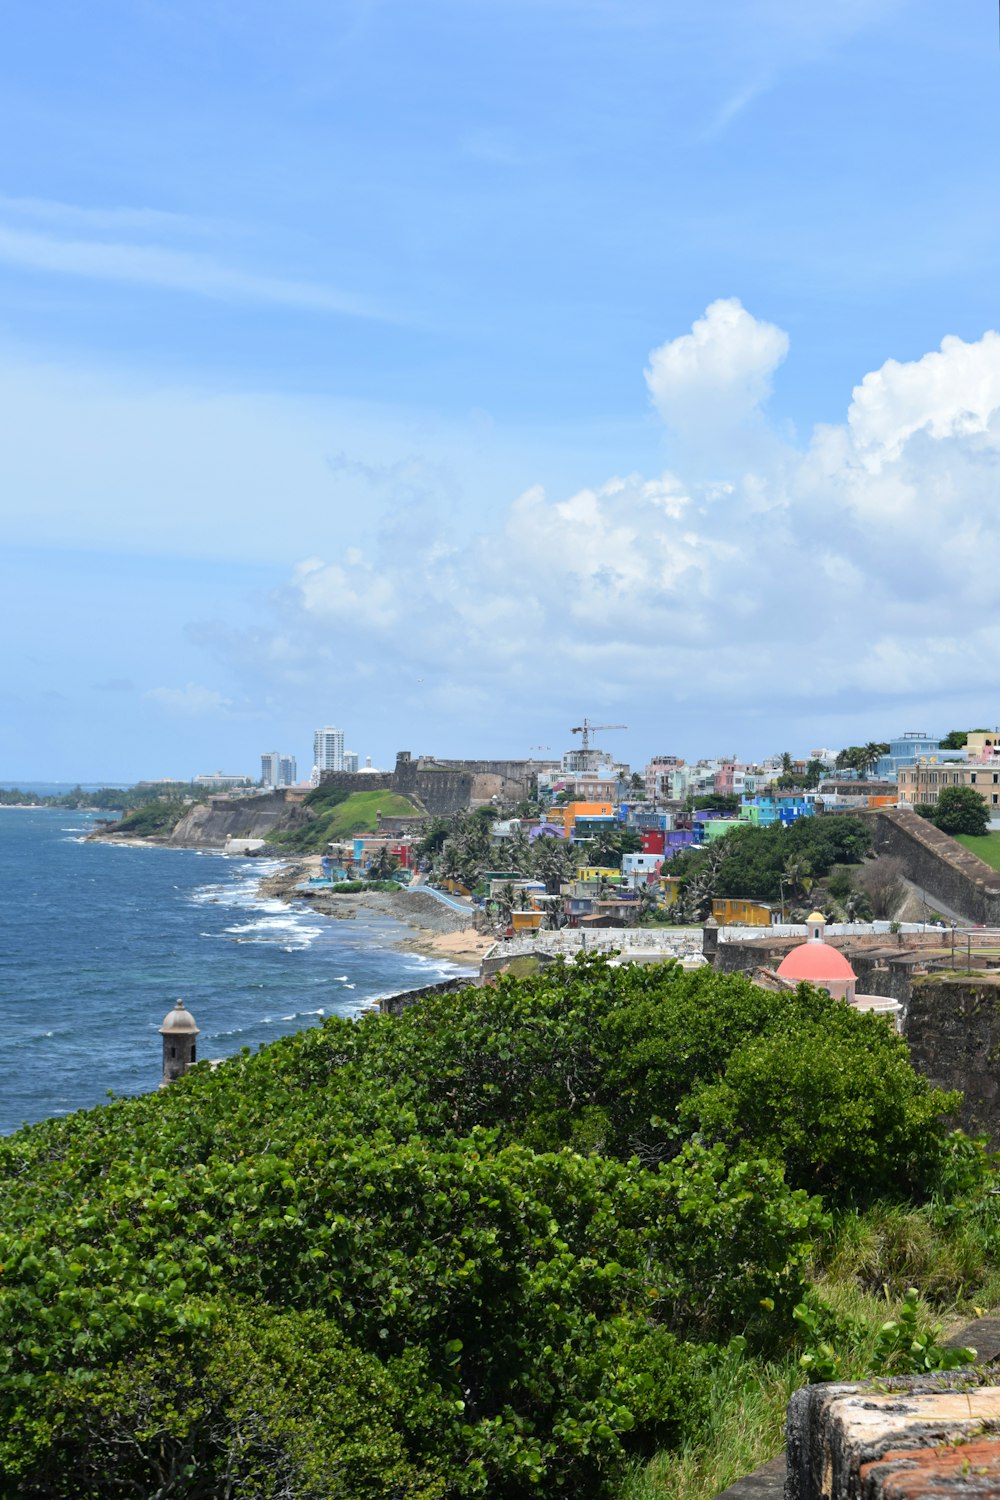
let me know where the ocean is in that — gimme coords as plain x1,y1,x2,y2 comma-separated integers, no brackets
0,800,470,1135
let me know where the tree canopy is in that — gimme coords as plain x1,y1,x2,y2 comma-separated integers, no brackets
924,785,991,837
0,957,961,1498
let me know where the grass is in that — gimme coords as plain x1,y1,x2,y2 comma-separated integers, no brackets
623,1197,1000,1500
268,789,421,852
954,833,1000,871
321,790,418,839
621,1346,800,1500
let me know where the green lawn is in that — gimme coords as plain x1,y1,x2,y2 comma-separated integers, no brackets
954,832,1000,871
322,789,417,838
267,788,422,851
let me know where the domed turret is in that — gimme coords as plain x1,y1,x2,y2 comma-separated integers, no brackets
159,999,199,1085
776,914,857,1001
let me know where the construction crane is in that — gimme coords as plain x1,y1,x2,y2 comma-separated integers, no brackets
570,719,627,753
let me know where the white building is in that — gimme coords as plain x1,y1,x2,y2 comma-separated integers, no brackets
194,771,253,790
313,726,345,774
342,750,359,774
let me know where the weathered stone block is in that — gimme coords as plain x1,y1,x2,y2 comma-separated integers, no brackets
785,1373,1000,1499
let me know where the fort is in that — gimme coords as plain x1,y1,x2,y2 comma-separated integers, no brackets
318,749,551,817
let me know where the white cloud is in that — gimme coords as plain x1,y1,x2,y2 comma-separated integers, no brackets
213,299,1000,736
145,683,233,716
847,330,1000,465
644,297,789,433
11,294,1000,753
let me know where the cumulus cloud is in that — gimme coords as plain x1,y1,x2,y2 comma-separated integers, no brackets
199,301,1000,741
644,297,789,433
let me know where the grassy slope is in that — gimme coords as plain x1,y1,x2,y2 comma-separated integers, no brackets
954,833,1000,871
268,788,421,851
323,790,418,838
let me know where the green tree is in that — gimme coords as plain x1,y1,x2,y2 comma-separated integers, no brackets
803,759,827,789
930,785,990,837
783,854,813,902
369,846,400,882
939,730,968,750
530,833,578,893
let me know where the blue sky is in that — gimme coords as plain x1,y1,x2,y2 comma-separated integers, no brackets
2,0,999,781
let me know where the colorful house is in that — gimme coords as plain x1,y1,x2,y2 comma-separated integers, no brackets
545,800,614,838
739,794,815,828
712,898,779,926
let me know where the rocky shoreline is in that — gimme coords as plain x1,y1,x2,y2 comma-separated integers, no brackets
255,858,493,968
83,834,493,969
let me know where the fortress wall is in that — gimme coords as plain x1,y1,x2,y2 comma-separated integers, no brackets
867,807,1000,924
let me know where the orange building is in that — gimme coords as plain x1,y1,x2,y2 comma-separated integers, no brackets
545,800,614,837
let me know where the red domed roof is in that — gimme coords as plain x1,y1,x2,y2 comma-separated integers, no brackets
776,941,856,983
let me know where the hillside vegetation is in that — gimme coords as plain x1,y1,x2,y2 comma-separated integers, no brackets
267,785,421,852
2,958,998,1498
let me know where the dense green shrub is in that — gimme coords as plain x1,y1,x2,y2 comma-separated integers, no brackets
112,798,190,836
0,958,967,1497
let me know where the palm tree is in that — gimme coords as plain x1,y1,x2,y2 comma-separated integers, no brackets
369,846,400,882
859,742,890,780
530,835,577,894
783,854,813,901
506,829,531,875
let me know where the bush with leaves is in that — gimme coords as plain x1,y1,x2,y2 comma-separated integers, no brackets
0,957,967,1497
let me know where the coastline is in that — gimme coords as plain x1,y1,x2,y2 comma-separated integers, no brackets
84,832,492,971
254,858,491,969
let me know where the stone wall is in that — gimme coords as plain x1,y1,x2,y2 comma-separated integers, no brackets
378,976,475,1017
389,751,547,813
867,806,1000,923
905,973,1000,1139
317,770,392,794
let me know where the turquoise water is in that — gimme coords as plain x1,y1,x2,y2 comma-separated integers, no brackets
0,805,468,1134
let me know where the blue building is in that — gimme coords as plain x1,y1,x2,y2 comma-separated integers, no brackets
740,794,815,828
875,731,965,780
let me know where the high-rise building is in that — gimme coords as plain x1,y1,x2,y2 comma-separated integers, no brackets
279,755,297,786
313,726,345,774
343,750,359,774
261,751,281,787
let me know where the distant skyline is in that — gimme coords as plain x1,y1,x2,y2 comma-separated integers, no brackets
2,1,999,781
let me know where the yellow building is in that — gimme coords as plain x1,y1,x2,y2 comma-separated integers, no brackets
711,897,778,926
574,865,622,884
965,732,1000,759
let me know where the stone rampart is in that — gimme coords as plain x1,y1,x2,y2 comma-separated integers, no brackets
317,770,392,794
390,751,548,812
378,976,475,1017
866,806,1000,923
905,973,1000,1140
